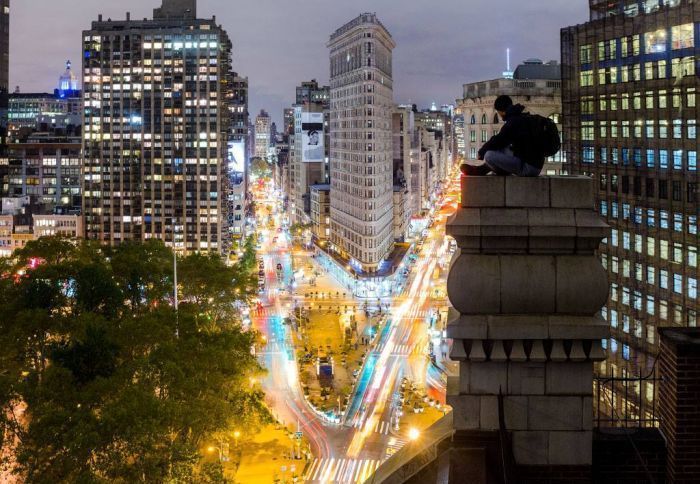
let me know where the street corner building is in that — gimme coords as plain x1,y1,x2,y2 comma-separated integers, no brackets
328,13,396,274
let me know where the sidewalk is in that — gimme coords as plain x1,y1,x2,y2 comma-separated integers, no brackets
232,424,308,483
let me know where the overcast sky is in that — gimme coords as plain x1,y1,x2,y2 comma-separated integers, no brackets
10,0,588,124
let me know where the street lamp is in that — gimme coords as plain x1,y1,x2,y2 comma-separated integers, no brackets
408,427,420,441
233,430,241,448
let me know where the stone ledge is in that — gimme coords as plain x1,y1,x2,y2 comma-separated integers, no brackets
460,176,594,210
446,207,608,256
447,314,610,341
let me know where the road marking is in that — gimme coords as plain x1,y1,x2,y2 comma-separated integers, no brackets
305,458,382,483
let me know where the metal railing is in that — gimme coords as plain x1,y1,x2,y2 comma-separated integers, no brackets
594,362,662,428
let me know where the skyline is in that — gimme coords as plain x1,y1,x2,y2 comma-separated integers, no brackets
9,0,587,123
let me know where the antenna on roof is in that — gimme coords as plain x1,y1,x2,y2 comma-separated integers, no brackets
503,48,514,79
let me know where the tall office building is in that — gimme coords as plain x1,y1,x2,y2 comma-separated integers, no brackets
562,0,698,407
82,0,233,254
254,109,271,159
0,0,9,150
328,13,395,273
290,79,330,225
226,73,248,245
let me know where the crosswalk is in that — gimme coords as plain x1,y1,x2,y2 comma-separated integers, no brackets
305,458,381,483
374,342,426,356
350,419,393,436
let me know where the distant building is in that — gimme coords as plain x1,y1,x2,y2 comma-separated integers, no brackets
283,108,294,137
296,79,331,105
0,196,83,257
6,133,82,211
227,73,249,245
393,105,451,218
82,0,234,254
8,61,82,142
562,0,699,413
328,13,396,274
290,79,330,225
457,59,564,175
310,184,330,244
254,109,271,159
392,185,410,242
0,0,8,147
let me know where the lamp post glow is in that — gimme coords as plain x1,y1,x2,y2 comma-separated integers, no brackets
408,427,420,441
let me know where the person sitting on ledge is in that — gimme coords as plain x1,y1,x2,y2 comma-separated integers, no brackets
462,95,546,177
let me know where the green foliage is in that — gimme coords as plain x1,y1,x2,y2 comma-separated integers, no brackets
0,238,269,483
250,157,271,179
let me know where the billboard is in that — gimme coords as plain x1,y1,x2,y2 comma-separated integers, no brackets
301,112,324,163
227,140,246,174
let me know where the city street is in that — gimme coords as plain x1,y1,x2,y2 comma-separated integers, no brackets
247,174,460,483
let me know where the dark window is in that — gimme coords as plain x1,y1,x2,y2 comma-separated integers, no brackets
659,180,668,199
600,174,607,191
633,177,642,196
672,181,682,201
646,178,655,198
622,176,630,194
688,183,697,203
611,175,619,192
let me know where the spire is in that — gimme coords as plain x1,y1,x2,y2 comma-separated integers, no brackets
502,48,514,79
58,60,79,98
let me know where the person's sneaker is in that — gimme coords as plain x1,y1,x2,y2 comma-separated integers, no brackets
460,163,491,176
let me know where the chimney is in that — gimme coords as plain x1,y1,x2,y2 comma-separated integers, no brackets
126,12,131,21
153,0,197,20
658,328,700,484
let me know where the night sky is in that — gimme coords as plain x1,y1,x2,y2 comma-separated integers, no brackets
10,0,588,123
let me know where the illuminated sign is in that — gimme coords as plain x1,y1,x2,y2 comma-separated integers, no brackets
227,140,246,174
301,112,324,163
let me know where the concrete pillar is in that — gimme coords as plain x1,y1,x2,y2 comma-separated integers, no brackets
658,328,700,484
445,176,609,481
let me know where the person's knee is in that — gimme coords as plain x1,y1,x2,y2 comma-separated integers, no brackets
484,150,497,164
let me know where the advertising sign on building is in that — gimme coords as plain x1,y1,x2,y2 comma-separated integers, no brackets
227,140,246,174
301,112,324,163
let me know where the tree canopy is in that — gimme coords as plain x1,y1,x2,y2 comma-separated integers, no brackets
0,238,269,483
250,157,272,180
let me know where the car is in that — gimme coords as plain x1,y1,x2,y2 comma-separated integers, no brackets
276,263,283,271
273,237,278,243
258,270,265,277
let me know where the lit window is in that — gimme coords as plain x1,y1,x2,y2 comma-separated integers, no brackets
671,23,694,50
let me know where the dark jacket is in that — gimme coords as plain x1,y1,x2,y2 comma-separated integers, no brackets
478,104,545,169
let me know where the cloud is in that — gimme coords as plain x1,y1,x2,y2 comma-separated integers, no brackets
10,0,588,123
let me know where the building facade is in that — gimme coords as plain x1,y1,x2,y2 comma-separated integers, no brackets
226,73,249,246
290,80,330,226
6,134,82,211
82,0,233,254
562,0,698,408
254,109,271,159
0,0,8,148
310,184,330,244
457,59,565,175
328,13,396,273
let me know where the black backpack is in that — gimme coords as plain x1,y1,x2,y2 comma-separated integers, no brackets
527,114,561,157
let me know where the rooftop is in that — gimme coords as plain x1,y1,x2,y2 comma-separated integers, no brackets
329,12,391,42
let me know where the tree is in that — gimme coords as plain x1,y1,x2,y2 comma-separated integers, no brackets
250,157,271,179
0,238,269,483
